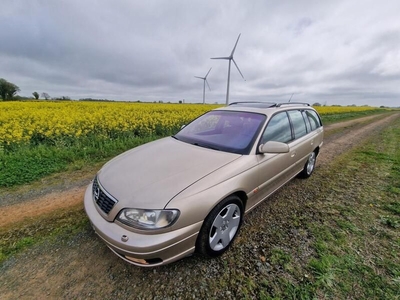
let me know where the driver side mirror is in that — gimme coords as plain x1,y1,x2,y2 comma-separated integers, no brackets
259,141,289,154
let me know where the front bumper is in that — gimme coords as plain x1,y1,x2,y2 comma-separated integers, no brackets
84,183,202,267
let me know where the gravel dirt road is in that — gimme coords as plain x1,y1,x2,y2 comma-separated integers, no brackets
0,112,398,299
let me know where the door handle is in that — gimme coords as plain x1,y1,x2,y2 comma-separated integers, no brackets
291,152,296,158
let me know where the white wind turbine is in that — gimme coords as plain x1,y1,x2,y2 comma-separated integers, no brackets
211,33,245,105
194,67,212,104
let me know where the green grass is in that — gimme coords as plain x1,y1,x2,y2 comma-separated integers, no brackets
319,109,389,124
0,134,164,187
302,117,400,298
0,205,89,263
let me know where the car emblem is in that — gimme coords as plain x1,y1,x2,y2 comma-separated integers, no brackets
94,187,100,201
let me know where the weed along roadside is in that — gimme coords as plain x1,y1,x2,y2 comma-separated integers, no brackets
0,113,399,299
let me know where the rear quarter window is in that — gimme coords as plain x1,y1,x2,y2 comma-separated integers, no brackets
306,110,322,131
301,111,312,133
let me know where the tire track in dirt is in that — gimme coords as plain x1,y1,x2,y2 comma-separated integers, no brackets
1,113,398,228
0,187,84,227
318,113,399,166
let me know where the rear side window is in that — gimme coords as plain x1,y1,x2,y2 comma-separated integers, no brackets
261,112,292,143
302,111,311,133
287,110,307,139
306,110,322,130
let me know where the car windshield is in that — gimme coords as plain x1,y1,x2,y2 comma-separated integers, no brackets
174,110,266,154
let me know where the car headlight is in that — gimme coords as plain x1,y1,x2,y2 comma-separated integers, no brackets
117,208,180,230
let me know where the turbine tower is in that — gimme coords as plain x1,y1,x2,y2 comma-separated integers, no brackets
211,33,245,105
195,68,212,104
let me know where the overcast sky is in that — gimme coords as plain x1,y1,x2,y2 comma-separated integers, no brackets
1,0,399,107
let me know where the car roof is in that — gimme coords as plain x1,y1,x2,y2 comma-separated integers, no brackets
215,102,315,116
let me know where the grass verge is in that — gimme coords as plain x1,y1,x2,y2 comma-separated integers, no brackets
308,120,400,299
0,204,88,263
302,116,400,298
319,109,389,124
0,134,163,187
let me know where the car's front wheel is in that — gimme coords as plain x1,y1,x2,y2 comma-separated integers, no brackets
196,195,244,257
298,150,317,178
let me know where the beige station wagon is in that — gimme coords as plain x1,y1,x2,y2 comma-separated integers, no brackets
84,102,324,267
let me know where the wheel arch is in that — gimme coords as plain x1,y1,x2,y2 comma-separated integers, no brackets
231,190,248,211
205,190,248,218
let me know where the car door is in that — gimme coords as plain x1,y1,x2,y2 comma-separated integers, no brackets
285,109,312,176
247,112,296,209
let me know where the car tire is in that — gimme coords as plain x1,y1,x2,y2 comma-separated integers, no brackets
298,150,317,179
196,195,244,257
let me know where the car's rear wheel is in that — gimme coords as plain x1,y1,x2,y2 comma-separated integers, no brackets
196,195,243,257
298,151,317,178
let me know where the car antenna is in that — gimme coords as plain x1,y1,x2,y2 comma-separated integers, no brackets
288,93,294,102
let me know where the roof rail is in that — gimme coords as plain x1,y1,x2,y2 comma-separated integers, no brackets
276,102,310,107
229,101,277,108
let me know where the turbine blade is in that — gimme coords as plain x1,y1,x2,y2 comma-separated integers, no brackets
206,79,211,91
211,56,230,60
231,33,241,57
195,76,204,79
205,67,212,78
232,58,245,80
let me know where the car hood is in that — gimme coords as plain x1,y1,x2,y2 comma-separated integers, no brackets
97,137,241,210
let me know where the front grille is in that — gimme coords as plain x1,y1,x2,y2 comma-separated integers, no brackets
92,176,118,214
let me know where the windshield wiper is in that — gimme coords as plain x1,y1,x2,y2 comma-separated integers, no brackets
193,142,220,151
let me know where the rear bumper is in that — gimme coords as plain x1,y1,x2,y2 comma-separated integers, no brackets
84,183,202,267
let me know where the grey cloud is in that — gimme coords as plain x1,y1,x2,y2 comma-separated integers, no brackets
0,0,399,106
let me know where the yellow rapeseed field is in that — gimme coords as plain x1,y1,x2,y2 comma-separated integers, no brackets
0,101,220,145
0,101,377,146
314,106,377,115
